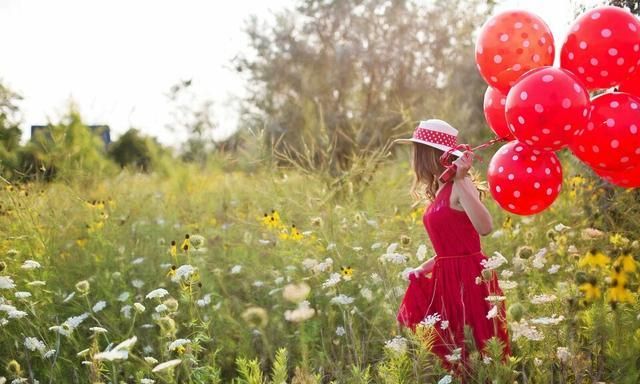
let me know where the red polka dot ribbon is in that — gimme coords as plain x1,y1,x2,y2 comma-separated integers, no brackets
413,127,457,148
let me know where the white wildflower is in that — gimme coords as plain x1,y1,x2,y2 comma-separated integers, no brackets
152,359,182,372
326,243,336,251
121,305,132,319
252,281,264,288
371,242,383,250
131,257,145,265
360,288,373,302
336,326,346,336
554,223,570,232
322,273,341,289
547,264,560,274
438,375,453,384
141,379,155,384
172,265,196,283
230,265,242,274
8,310,28,319
0,276,16,290
43,350,56,358
15,292,31,299
284,300,315,322
481,252,508,270
352,246,363,251
510,320,544,341
440,320,449,330
90,326,108,334
485,295,506,303
21,260,41,270
117,292,130,302
530,294,557,305
24,337,46,353
380,243,407,264
421,312,441,327
532,248,548,269
491,229,504,238
531,315,565,325
416,244,427,261
93,350,128,361
144,356,158,364
500,270,514,279
486,305,498,319
370,273,382,284
92,301,107,313
26,281,46,287
167,339,190,351
133,302,145,313
445,348,462,362
330,294,355,305
145,288,169,300
498,280,518,289
131,279,144,289
155,304,168,313
62,292,75,303
384,336,408,354
312,258,333,273
196,294,211,307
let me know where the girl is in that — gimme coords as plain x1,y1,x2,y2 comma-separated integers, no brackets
393,119,511,377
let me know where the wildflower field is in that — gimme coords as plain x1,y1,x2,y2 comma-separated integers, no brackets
1,151,640,384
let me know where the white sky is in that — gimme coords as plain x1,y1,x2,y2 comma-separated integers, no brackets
0,0,584,147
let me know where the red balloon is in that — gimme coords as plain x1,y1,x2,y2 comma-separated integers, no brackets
488,141,563,215
619,67,640,96
505,66,591,152
560,6,640,90
569,92,640,171
476,10,555,93
483,87,514,140
593,164,640,188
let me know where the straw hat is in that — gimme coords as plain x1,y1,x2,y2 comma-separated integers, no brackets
393,119,463,157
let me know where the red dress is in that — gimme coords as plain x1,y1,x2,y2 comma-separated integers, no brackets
396,180,511,372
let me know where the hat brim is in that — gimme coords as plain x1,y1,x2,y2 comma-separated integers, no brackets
392,138,463,157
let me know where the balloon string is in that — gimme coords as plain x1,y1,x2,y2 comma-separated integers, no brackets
438,135,510,183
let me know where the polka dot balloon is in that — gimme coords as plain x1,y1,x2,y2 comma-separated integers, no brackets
505,66,591,152
483,86,514,140
475,10,555,93
569,92,640,171
619,67,640,97
593,165,640,188
488,140,563,215
560,6,640,91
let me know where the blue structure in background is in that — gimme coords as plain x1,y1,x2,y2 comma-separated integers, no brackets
30,125,111,150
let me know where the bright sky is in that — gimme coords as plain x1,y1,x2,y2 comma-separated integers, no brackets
0,0,588,147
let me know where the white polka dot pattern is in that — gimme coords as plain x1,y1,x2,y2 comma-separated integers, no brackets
560,6,640,90
488,140,563,216
476,10,554,93
505,67,590,152
569,92,640,172
411,127,457,148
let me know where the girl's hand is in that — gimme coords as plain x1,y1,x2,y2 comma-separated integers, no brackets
452,150,474,180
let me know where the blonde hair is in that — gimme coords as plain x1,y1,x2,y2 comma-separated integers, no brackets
409,142,487,203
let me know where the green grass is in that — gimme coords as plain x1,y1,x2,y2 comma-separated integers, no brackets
1,154,639,383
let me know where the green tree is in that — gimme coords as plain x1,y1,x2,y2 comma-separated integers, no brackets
238,0,492,177
18,104,116,182
0,80,23,180
108,128,154,172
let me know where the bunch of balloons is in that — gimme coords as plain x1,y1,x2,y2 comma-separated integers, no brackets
476,6,640,215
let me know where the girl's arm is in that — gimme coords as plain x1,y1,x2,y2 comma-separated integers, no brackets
413,256,436,276
454,176,493,236
452,150,493,236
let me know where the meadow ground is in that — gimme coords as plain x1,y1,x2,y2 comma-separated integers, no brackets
1,151,639,383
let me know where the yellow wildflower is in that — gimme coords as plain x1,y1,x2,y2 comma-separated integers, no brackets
289,224,303,241
76,238,87,248
169,240,177,261
166,265,176,278
579,280,601,301
578,249,610,269
502,216,512,231
610,233,630,248
341,266,353,281
181,234,190,252
614,252,637,273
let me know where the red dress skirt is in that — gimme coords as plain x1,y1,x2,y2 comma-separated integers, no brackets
396,180,511,373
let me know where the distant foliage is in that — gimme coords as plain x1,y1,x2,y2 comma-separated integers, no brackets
0,81,23,180
108,128,158,172
238,0,493,176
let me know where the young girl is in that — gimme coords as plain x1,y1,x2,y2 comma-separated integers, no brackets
393,119,511,376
